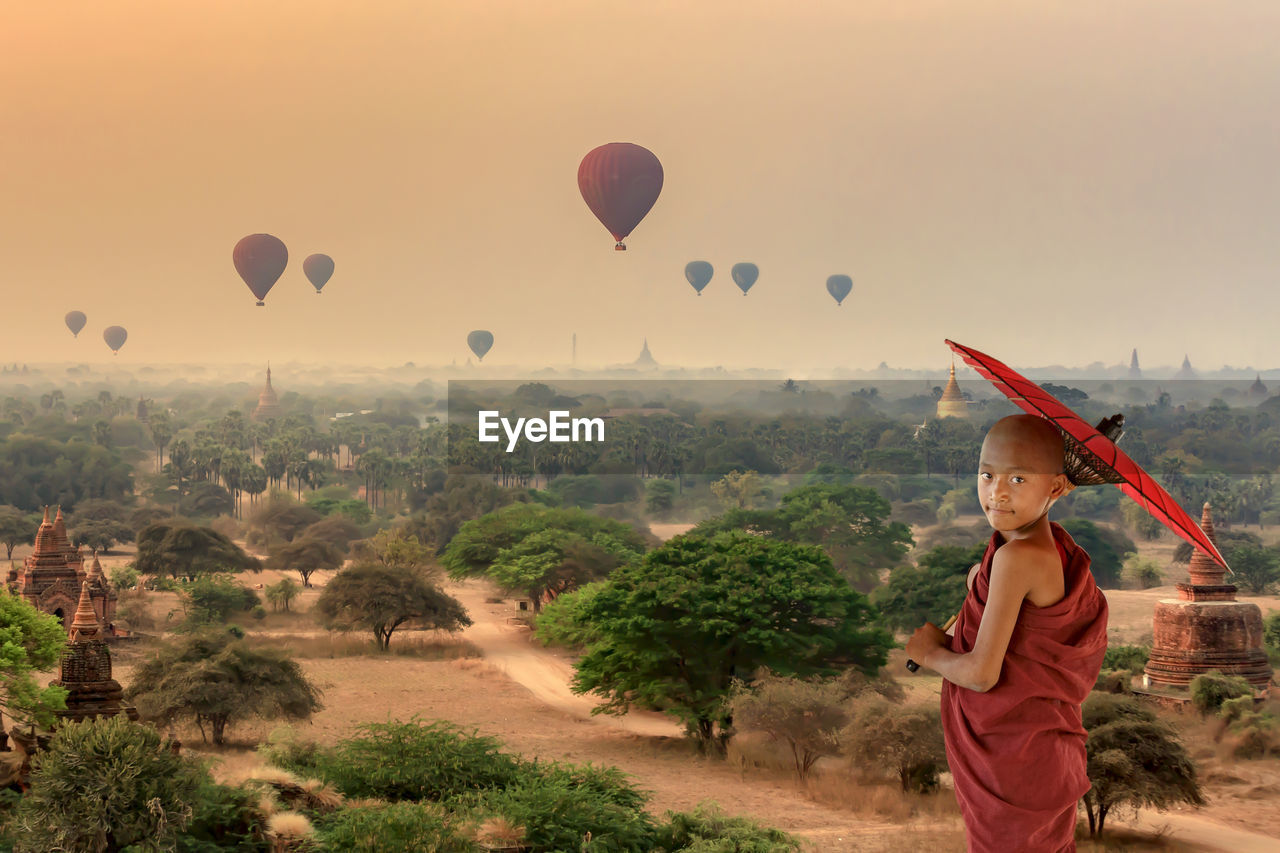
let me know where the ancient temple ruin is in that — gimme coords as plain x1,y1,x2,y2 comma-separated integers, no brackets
51,581,138,724
5,508,116,632
1143,503,1272,692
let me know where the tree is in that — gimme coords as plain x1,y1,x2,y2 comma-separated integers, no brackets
1121,553,1163,590
134,519,260,581
533,581,607,648
352,526,435,570
67,518,134,554
842,697,948,793
477,527,637,612
180,575,260,626
300,514,362,552
1058,519,1134,589
711,469,767,510
442,503,647,586
0,590,67,729
570,532,893,754
12,715,204,852
691,483,914,592
315,563,471,650
0,505,37,559
269,536,345,587
128,628,322,746
871,542,985,633
1223,543,1280,594
727,672,851,780
1080,693,1203,838
248,495,323,546
266,577,301,613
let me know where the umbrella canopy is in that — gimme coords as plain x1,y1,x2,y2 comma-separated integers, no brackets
945,338,1229,571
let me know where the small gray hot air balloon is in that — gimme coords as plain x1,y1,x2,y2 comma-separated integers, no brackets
65,311,87,338
731,263,758,296
103,326,128,355
304,254,335,294
467,330,494,361
826,275,852,306
685,261,713,295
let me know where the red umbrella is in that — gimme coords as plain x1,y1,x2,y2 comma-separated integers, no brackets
945,338,1229,570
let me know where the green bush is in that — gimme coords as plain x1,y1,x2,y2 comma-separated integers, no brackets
12,716,205,852
316,802,472,853
1093,670,1133,694
183,575,260,626
1219,695,1256,724
1264,612,1280,654
271,719,524,802
1102,645,1149,674
108,564,140,592
656,803,801,852
178,779,270,853
1189,670,1254,715
459,770,657,853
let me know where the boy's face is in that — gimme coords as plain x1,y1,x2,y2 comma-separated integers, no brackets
977,417,1069,534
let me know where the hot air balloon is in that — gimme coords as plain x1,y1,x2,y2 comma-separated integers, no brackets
685,261,713,296
826,275,852,306
303,254,335,294
65,311,87,338
578,143,664,250
103,326,127,355
467,330,494,361
731,263,758,296
233,234,289,306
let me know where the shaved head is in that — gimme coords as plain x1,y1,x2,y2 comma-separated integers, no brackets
981,415,1066,475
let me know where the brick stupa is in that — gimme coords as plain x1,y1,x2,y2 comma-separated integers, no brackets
6,508,82,627
1143,503,1272,691
51,580,137,723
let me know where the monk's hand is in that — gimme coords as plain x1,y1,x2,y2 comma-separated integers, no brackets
905,622,947,670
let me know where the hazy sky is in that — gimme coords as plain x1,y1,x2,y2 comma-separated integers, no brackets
5,2,1280,372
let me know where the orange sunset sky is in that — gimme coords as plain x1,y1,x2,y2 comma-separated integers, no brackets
4,1,1279,372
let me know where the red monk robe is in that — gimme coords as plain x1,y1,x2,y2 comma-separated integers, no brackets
941,521,1108,853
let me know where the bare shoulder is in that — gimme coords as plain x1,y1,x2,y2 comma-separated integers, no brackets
991,539,1063,603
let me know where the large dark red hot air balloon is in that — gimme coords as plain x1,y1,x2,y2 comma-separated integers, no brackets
103,326,128,355
577,143,664,250
303,254,334,294
65,311,87,338
233,234,289,306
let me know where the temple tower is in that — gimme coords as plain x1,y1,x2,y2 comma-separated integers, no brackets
51,581,138,724
1128,349,1142,378
936,363,969,419
252,365,283,421
1143,504,1272,691
1173,354,1198,380
7,509,81,628
1250,374,1267,398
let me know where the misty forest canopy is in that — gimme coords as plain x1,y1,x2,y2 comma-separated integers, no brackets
0,434,133,511
0,378,1277,541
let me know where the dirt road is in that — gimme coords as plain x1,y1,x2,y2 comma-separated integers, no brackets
451,580,684,738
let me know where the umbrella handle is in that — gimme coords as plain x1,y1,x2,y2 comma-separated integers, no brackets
905,612,959,673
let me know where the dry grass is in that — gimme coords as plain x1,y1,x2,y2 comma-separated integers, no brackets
241,631,481,660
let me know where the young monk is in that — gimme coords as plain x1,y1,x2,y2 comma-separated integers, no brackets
905,414,1109,852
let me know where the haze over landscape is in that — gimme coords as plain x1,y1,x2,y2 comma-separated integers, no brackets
5,2,1280,371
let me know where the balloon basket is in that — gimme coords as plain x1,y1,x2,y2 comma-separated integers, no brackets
614,243,626,251
256,301,265,307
